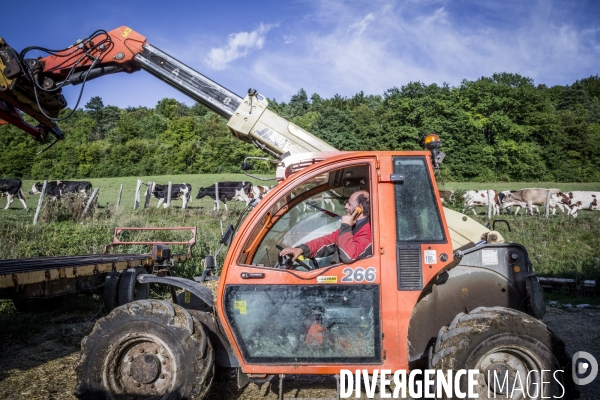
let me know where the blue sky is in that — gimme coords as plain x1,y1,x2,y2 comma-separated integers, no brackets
4,0,599,110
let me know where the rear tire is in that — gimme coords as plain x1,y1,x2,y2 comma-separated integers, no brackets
118,266,149,306
75,299,214,399
103,270,122,313
429,307,577,399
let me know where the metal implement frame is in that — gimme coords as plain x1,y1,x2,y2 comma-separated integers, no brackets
0,226,197,299
103,226,197,256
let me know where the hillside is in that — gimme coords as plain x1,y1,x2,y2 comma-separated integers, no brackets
1,73,599,183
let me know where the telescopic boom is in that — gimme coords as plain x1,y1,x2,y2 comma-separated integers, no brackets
0,26,336,157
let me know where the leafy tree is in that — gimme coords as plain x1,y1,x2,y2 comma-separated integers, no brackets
1,72,600,182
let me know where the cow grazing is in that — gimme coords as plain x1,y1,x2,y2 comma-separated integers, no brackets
29,180,92,199
553,191,600,217
0,178,27,209
152,183,192,209
463,190,500,215
498,190,541,215
196,181,252,210
500,188,562,216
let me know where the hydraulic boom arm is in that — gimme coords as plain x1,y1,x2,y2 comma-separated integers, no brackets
0,26,336,156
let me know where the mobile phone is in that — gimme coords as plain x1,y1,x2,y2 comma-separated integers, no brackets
352,206,363,220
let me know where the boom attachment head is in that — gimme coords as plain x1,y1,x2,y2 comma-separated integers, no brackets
0,27,146,142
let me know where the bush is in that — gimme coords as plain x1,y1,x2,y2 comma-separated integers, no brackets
39,194,93,222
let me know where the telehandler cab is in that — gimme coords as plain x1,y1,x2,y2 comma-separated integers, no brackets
1,27,575,399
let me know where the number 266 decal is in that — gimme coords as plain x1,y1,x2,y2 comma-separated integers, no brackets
341,267,377,282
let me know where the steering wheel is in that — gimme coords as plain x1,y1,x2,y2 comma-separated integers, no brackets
275,244,313,270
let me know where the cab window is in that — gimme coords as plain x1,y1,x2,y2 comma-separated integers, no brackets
393,156,445,242
238,164,372,269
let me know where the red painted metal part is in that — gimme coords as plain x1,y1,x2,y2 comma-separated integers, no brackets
103,226,197,256
0,100,43,139
40,26,147,79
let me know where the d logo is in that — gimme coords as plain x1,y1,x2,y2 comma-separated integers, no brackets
572,351,598,386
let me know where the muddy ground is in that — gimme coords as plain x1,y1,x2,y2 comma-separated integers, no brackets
0,298,599,400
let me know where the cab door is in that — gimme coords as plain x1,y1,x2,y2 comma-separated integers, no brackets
376,153,454,369
217,157,385,374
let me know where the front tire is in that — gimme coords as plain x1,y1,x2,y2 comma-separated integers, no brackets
429,307,577,399
75,300,214,399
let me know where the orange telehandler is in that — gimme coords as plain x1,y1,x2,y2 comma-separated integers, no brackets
0,27,576,399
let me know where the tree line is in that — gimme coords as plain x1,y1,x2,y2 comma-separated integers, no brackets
1,72,599,182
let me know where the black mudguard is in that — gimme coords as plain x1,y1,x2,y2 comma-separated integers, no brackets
137,274,214,307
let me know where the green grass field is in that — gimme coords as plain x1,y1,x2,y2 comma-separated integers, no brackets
5,176,599,215
9,173,273,211
1,175,599,281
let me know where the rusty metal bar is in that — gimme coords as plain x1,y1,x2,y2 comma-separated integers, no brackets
103,226,197,256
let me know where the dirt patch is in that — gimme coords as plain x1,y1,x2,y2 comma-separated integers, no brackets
0,301,598,399
543,304,600,399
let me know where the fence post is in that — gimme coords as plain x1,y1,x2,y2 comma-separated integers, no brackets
33,180,47,225
487,190,493,219
116,184,123,208
545,189,552,218
144,182,153,208
166,181,172,207
215,182,220,210
82,188,100,218
134,179,142,210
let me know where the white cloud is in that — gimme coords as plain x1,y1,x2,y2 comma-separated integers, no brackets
249,1,594,101
349,13,375,36
205,23,277,70
283,35,296,45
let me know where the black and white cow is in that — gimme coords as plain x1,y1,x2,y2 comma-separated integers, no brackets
0,178,27,209
196,181,252,210
29,180,92,199
152,183,192,209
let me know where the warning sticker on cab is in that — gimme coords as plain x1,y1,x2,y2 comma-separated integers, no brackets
482,249,498,265
317,276,338,283
234,300,247,314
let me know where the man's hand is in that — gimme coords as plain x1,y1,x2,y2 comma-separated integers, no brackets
340,214,356,226
279,247,303,261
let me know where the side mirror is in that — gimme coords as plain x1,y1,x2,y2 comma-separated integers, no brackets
204,255,216,270
197,255,219,282
241,162,254,171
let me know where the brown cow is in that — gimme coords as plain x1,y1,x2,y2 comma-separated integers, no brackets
500,188,561,215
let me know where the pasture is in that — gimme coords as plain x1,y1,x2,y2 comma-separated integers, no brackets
5,177,599,213
6,173,273,213
1,175,599,280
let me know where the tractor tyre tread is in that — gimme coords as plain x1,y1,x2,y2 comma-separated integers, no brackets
75,299,214,399
429,306,578,399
